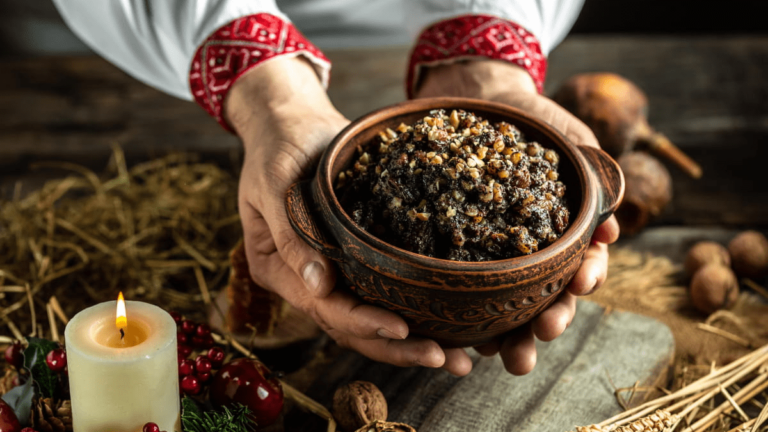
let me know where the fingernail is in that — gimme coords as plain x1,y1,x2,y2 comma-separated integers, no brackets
377,328,406,340
301,261,324,294
586,275,600,295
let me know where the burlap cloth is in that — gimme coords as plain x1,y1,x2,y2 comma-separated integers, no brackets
593,246,768,371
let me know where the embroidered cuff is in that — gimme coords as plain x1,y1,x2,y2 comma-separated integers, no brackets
189,13,330,132
407,14,547,98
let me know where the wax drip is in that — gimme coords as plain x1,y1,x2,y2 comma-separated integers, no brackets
120,328,125,340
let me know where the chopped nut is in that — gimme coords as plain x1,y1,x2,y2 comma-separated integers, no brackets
446,207,457,217
450,110,460,128
416,212,431,221
389,197,402,208
547,170,559,181
545,150,559,164
477,146,488,160
431,156,443,165
493,140,505,153
498,170,509,179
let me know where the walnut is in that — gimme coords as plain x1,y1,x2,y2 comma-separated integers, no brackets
684,241,730,279
333,381,388,432
689,264,739,315
728,230,768,279
354,420,417,432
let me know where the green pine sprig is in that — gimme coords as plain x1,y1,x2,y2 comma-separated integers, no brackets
181,397,257,432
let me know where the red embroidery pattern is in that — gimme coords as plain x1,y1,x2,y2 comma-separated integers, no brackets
407,15,547,98
189,14,330,132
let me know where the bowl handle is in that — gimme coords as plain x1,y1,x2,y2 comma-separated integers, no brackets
285,181,345,263
578,146,625,224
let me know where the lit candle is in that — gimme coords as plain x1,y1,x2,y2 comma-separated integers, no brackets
65,293,180,432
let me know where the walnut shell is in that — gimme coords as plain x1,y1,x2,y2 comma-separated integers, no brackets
689,264,739,314
333,381,388,432
355,420,417,432
728,231,768,279
685,241,730,279
614,152,672,236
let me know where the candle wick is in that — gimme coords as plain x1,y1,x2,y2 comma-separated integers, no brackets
120,328,125,340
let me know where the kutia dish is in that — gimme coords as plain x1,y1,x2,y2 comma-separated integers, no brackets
286,97,624,347
335,109,570,262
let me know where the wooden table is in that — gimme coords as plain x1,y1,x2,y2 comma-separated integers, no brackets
2,35,767,430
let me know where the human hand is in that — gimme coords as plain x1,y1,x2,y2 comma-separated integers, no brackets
226,57,473,376
415,60,621,375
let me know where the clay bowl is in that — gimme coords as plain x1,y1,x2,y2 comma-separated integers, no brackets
286,97,624,348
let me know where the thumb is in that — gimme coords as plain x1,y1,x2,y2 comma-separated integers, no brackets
267,193,338,298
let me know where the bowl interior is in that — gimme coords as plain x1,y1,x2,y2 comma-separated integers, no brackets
323,98,592,267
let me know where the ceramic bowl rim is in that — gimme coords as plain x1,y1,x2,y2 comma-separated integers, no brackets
316,97,599,272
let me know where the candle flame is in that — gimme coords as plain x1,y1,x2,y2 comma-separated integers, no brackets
116,291,127,330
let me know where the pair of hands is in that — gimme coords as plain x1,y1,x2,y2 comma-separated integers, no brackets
225,57,619,376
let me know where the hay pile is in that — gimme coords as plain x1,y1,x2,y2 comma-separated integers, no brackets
0,148,241,336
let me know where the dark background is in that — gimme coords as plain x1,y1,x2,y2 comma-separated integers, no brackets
1,0,767,58
571,0,768,34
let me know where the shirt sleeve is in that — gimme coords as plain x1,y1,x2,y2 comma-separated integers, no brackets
52,0,330,132
406,0,585,56
405,0,585,97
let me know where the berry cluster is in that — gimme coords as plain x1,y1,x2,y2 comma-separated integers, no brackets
171,312,226,396
5,341,68,375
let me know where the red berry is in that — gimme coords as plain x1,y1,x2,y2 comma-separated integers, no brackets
169,311,182,324
4,342,24,370
181,375,201,395
180,320,196,335
177,345,192,358
177,332,188,345
178,359,195,376
45,349,67,373
195,323,211,338
207,347,225,368
196,372,211,383
143,423,160,432
195,356,212,374
210,358,284,426
1,399,22,432
191,335,214,349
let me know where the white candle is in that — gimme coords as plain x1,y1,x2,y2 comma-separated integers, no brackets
65,298,180,432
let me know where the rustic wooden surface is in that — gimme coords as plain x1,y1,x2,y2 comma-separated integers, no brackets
286,300,674,432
